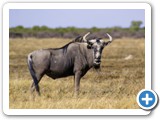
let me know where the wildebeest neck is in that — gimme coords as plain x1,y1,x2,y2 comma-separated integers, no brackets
78,43,96,69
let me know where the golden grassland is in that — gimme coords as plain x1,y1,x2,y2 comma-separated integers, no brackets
9,38,145,109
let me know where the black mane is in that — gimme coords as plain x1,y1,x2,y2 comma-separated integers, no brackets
73,36,83,42
47,41,75,54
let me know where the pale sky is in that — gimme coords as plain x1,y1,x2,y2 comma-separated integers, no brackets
9,9,145,28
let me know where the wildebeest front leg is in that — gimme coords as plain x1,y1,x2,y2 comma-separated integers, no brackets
74,71,82,96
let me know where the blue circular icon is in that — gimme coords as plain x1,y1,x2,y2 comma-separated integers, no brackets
137,89,158,110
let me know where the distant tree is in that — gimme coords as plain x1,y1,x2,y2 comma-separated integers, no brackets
16,25,24,29
32,26,41,31
130,21,143,31
91,27,99,32
67,27,76,31
41,26,49,31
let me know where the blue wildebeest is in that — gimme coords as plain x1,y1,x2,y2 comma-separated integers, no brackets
27,32,113,96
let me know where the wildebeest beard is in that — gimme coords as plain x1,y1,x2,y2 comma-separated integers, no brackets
93,63,101,69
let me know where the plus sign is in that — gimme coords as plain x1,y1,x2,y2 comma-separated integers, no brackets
142,93,153,105
137,89,158,110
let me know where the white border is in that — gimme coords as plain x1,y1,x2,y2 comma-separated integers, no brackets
3,2,151,115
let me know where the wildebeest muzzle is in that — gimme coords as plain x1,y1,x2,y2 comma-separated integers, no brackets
93,59,101,69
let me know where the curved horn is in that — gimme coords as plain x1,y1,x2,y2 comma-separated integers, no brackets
106,33,113,42
83,32,90,42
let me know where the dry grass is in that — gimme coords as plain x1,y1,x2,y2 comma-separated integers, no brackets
9,38,145,109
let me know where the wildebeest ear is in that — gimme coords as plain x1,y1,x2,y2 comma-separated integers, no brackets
87,44,92,49
104,41,111,46
87,40,93,49
87,41,94,45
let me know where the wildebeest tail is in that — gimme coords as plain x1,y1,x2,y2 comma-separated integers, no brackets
27,53,38,86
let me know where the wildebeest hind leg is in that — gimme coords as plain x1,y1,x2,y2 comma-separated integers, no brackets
30,82,40,96
30,73,44,96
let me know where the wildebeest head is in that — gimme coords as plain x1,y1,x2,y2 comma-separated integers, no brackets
84,32,113,69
